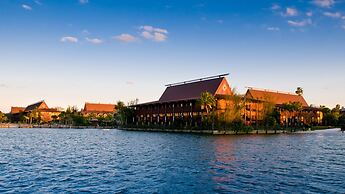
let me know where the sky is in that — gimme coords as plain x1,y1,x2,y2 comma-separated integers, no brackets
1,0,345,112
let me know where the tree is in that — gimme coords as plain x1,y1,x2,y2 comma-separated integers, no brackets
331,104,341,121
281,102,302,128
0,112,8,123
295,87,303,96
28,108,41,124
115,101,135,126
323,113,337,126
338,114,345,127
221,90,245,130
200,92,216,116
199,92,217,129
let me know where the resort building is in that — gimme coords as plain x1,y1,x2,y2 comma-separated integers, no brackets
10,100,61,123
132,74,232,127
244,88,323,126
81,103,116,117
10,107,25,114
132,74,323,128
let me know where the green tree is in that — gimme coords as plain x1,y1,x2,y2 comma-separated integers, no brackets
115,101,135,126
0,112,8,123
199,92,217,129
200,92,216,117
28,108,41,124
295,87,303,96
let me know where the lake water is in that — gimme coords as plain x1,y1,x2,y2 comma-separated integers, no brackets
0,128,344,193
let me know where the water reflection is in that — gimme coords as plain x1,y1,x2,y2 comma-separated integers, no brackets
0,128,345,193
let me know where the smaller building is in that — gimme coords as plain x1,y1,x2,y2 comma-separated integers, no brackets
10,107,25,114
10,100,61,123
244,88,323,126
82,103,116,117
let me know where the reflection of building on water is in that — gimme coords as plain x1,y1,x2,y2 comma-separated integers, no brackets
132,74,323,127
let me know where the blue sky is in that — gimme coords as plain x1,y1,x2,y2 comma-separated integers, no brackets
1,0,345,112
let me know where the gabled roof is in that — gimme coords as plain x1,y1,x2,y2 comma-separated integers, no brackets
10,107,25,114
25,100,48,112
158,77,232,103
246,89,308,107
83,103,116,113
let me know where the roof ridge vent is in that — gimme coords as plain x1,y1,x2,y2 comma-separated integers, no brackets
165,73,229,87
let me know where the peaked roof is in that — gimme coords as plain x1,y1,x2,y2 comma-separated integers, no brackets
11,107,25,114
246,89,308,107
83,103,116,113
158,77,231,102
25,101,48,112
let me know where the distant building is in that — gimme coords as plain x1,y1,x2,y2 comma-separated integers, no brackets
10,100,61,123
244,88,323,126
132,74,232,127
82,103,116,117
10,107,25,114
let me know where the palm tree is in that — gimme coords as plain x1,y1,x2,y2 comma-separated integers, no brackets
28,108,40,124
0,112,8,123
200,92,216,116
295,87,303,96
200,92,217,129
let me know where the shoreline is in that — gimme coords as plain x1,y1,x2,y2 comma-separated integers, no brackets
0,123,336,135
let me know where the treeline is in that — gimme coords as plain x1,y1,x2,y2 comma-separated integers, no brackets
320,105,345,126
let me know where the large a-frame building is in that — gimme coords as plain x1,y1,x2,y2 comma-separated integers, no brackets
132,74,232,127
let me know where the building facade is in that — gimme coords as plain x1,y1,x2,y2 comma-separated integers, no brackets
132,74,232,127
244,88,323,126
10,101,61,123
132,74,323,128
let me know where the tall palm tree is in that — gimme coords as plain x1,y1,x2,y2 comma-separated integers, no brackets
200,92,216,116
295,87,303,96
28,108,40,124
200,92,217,130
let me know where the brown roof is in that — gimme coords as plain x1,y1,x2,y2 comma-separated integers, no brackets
11,107,25,114
246,89,308,107
83,103,116,113
25,100,48,112
158,77,232,103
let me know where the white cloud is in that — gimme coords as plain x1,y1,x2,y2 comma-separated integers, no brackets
141,31,154,39
140,25,168,34
313,0,335,8
60,36,78,43
285,7,298,17
323,12,342,18
113,34,136,43
34,1,42,5
267,27,280,31
79,0,88,4
153,32,167,42
86,37,103,44
140,25,168,42
287,19,312,27
306,11,313,17
22,4,32,10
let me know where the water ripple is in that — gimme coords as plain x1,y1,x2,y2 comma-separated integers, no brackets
0,128,345,193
